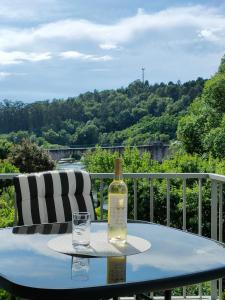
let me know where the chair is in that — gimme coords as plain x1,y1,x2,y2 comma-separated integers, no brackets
13,170,96,226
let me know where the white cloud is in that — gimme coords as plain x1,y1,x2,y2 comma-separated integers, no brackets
0,72,12,79
99,43,118,50
0,72,27,80
129,245,225,273
0,229,67,260
0,5,224,52
0,51,52,65
60,51,113,62
34,6,225,45
198,29,221,42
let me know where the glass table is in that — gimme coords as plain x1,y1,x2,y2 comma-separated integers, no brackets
0,221,225,300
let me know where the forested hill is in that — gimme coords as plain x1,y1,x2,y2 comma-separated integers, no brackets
0,78,205,147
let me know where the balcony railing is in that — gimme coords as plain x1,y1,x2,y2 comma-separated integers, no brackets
0,172,224,300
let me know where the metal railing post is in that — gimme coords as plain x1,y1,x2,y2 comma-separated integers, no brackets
182,179,187,231
133,179,137,220
166,179,170,227
149,179,154,222
13,192,18,226
182,179,187,299
198,178,203,299
219,183,223,300
100,179,104,220
211,180,218,300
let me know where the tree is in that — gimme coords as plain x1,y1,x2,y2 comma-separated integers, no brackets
43,129,60,144
0,139,13,159
203,127,225,159
177,114,205,154
0,77,205,147
177,54,225,158
218,54,225,73
9,139,55,173
75,122,99,145
203,73,225,112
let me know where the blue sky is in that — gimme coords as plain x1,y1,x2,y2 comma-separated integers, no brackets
0,0,224,102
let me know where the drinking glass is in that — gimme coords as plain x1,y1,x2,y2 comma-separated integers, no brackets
72,212,91,248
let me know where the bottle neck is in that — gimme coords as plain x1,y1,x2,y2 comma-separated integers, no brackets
114,158,123,181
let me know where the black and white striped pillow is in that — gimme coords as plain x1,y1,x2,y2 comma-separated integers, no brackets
13,170,96,226
13,222,71,235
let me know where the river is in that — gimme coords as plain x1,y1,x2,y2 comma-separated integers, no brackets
56,160,85,170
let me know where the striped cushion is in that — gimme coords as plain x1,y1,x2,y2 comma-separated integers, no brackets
13,170,96,226
13,222,71,235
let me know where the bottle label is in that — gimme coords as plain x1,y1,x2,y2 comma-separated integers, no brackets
109,194,127,227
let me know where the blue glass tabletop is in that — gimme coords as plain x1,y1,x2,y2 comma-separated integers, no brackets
0,221,225,300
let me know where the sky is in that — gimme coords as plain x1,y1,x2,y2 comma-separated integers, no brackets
0,0,224,102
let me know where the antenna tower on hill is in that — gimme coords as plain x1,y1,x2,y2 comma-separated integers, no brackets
141,67,145,83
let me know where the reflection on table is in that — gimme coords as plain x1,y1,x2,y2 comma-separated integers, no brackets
71,256,90,281
107,256,126,284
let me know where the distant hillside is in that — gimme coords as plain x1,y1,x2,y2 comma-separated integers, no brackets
0,78,205,147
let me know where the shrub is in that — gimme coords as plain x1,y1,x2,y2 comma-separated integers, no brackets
0,186,15,228
0,139,13,160
9,139,55,173
0,161,19,228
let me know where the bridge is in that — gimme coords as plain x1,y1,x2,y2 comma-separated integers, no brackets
47,142,169,162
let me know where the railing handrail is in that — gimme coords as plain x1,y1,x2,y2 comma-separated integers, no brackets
90,172,209,179
0,173,20,180
0,172,224,180
208,173,225,182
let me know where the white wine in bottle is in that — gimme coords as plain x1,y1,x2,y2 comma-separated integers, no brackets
108,158,128,244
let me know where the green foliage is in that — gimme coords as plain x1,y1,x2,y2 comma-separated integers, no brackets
0,139,13,160
203,73,225,112
100,115,177,145
177,54,225,158
177,113,205,153
172,282,210,296
43,129,60,144
218,54,225,73
0,78,205,147
84,147,225,236
7,130,34,143
0,161,18,229
9,139,55,173
0,290,11,300
73,121,99,145
0,160,19,174
0,186,15,228
203,127,225,159
0,159,19,190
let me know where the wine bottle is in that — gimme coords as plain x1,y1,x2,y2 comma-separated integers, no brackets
108,158,128,244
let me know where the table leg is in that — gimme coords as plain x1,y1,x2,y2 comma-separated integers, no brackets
164,290,172,300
